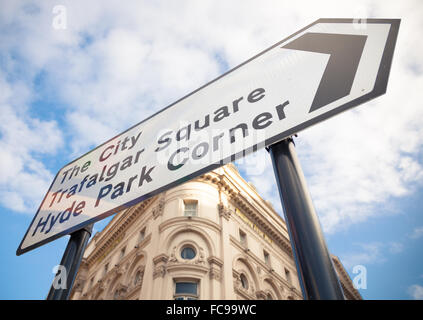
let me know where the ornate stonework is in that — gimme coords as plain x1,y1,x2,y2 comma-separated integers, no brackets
74,279,85,293
70,164,361,300
255,290,267,300
153,265,166,279
217,202,231,220
168,245,206,266
168,246,178,263
208,256,223,281
152,254,168,279
152,195,165,219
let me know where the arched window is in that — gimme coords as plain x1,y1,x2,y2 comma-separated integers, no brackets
181,246,196,260
134,270,143,286
266,293,273,300
240,274,249,290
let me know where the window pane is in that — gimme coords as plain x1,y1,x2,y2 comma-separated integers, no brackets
185,203,196,210
264,251,270,265
181,247,196,260
240,274,248,290
134,271,142,285
175,282,197,295
285,268,292,284
239,230,247,246
184,202,197,216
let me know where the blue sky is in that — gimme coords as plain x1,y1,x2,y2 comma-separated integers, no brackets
1,0,423,300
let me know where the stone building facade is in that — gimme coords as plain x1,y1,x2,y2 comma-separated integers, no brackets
70,164,361,300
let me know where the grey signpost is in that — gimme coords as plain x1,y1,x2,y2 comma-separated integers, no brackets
17,18,399,300
46,224,93,300
268,138,345,299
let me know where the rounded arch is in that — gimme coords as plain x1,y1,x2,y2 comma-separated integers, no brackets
107,273,123,300
262,277,282,300
163,225,216,257
125,251,147,285
232,255,260,291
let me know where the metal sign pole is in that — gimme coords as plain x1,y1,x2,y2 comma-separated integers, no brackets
46,224,93,300
268,138,345,300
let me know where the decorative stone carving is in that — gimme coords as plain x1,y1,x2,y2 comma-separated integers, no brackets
208,256,223,281
74,279,85,293
153,265,166,279
168,246,178,264
196,247,206,265
153,253,169,264
209,267,221,281
255,290,267,300
116,283,128,294
98,281,105,291
116,263,127,276
133,269,144,287
90,280,105,299
217,203,231,220
152,254,168,279
169,245,206,266
112,283,128,300
152,196,165,219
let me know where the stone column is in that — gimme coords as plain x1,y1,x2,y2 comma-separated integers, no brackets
218,202,235,299
152,254,169,299
208,256,223,300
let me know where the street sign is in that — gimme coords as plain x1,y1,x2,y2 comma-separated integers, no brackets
17,18,399,255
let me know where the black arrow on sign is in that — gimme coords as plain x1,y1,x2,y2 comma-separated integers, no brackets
282,33,367,113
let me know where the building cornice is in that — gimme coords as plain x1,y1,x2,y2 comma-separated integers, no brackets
332,256,363,300
196,169,292,256
86,197,156,266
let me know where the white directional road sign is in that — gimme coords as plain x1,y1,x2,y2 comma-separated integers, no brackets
17,18,400,255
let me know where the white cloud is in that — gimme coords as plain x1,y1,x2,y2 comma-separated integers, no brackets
388,242,404,254
0,73,64,213
0,0,422,230
295,64,423,232
340,242,386,269
409,226,423,240
407,284,423,300
340,240,407,269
